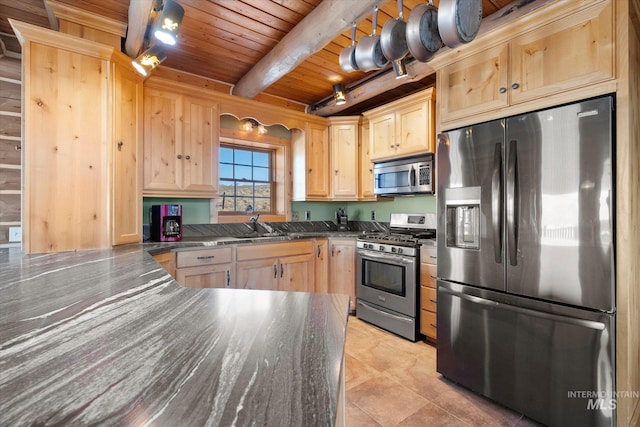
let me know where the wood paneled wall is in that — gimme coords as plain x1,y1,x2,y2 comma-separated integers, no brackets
616,0,640,425
0,55,21,245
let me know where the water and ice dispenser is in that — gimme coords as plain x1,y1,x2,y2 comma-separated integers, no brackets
445,187,480,250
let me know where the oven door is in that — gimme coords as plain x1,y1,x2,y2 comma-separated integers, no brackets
356,248,417,317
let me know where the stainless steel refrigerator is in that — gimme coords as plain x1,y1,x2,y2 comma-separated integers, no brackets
436,95,615,427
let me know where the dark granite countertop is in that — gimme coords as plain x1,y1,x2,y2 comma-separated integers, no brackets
0,243,350,426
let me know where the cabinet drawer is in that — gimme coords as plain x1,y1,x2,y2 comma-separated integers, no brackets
237,240,313,261
420,263,437,288
176,247,233,268
420,245,437,264
421,310,437,339
420,286,437,312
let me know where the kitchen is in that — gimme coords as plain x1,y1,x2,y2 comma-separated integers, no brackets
1,0,639,426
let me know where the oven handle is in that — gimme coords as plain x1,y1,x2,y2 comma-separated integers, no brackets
356,249,415,266
358,300,413,324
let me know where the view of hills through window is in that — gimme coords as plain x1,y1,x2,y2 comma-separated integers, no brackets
219,146,273,213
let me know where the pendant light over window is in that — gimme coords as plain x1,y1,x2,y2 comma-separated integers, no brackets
153,0,185,46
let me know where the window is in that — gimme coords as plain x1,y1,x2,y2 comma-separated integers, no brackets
219,145,274,214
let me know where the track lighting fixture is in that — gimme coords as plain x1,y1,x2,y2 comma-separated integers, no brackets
153,0,185,46
132,45,167,76
333,83,347,105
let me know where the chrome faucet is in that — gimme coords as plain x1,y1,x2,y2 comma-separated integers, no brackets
249,213,260,231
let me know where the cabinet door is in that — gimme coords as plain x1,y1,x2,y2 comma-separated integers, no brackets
305,122,330,198
358,120,375,200
176,264,232,288
279,253,314,292
236,258,279,290
112,64,142,245
509,1,614,105
368,112,395,161
438,44,509,124
143,88,183,193
329,238,356,312
395,97,434,156
314,239,329,293
182,96,218,195
153,251,175,278
331,122,358,198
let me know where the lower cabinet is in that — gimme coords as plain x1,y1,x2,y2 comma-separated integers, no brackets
314,238,329,293
419,243,438,340
152,251,176,278
236,240,314,292
328,238,356,312
174,247,234,288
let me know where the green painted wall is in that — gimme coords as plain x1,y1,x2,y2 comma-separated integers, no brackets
291,195,436,223
143,198,211,225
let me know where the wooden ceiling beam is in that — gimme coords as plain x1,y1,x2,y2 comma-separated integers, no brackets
124,0,155,57
231,0,390,99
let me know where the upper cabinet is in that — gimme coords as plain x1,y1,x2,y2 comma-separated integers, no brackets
434,0,614,129
329,116,359,200
292,121,330,201
363,88,436,162
143,84,219,197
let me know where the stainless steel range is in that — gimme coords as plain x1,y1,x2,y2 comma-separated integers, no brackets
356,213,436,341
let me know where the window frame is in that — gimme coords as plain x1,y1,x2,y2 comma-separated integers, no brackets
218,143,276,215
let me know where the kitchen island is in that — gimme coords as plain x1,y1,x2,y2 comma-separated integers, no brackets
0,243,350,426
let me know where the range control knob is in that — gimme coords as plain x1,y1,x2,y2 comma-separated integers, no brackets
391,247,397,253
379,245,385,251
397,248,404,254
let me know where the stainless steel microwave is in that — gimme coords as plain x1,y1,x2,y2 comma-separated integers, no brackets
373,154,434,195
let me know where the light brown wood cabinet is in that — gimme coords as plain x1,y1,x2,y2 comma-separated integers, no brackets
13,21,142,253
419,243,437,341
328,238,356,312
314,238,329,293
363,88,436,162
175,247,234,288
437,1,614,127
236,240,314,292
143,85,219,197
292,121,331,201
112,62,143,245
152,251,176,278
329,117,359,200
358,119,376,200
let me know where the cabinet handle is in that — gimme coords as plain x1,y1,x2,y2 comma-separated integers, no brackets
511,83,520,90
117,141,123,151
15,144,21,151
185,155,191,160
335,170,338,175
331,245,335,256
430,299,437,304
429,255,437,260
317,246,321,258
499,87,507,94
280,264,284,277
226,270,230,287
273,264,278,278
308,168,312,173
430,323,437,329
197,255,215,260
177,154,182,159
430,275,436,280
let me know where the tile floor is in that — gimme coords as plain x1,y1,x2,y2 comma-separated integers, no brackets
344,316,544,426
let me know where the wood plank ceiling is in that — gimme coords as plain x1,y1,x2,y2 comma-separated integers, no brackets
0,0,515,116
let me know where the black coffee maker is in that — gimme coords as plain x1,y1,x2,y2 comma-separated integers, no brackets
335,208,348,231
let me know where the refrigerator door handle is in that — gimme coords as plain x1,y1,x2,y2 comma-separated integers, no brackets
491,143,503,263
439,286,606,331
506,140,519,266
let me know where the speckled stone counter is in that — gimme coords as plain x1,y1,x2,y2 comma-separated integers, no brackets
0,243,350,426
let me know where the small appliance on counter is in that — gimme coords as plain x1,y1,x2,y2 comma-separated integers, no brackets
335,208,348,231
150,204,182,242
